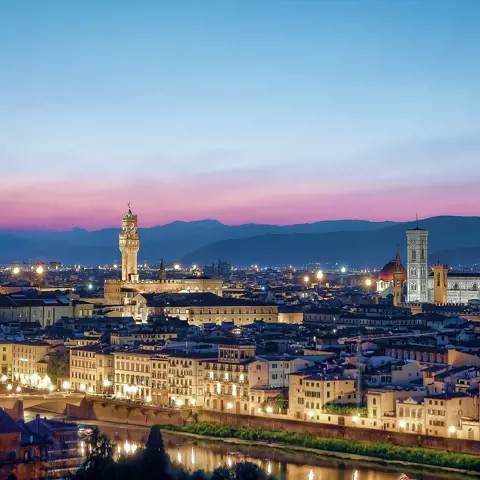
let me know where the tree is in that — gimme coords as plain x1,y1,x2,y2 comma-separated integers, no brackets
133,425,170,480
47,351,69,384
235,462,269,480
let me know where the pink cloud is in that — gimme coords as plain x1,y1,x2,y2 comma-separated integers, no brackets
1,177,478,230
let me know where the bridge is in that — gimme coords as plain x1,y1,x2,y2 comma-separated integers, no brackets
0,393,85,418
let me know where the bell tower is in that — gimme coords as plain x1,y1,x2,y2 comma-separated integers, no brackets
433,264,448,304
407,219,429,303
119,203,140,282
393,248,404,306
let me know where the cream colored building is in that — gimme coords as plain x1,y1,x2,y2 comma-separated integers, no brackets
110,331,177,345
0,342,13,377
113,349,153,400
103,206,223,305
151,356,169,405
288,372,356,421
12,340,50,386
69,345,114,394
424,392,477,438
165,352,216,408
127,292,279,325
203,345,256,415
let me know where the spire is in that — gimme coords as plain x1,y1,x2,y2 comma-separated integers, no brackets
394,246,402,272
416,212,419,229
160,258,166,280
128,201,132,215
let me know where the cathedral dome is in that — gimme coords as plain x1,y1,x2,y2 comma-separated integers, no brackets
378,260,406,282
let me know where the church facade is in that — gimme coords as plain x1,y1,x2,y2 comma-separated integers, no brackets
405,221,480,305
104,206,223,304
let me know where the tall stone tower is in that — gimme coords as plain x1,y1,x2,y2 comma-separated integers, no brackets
406,221,429,303
393,248,404,306
119,204,140,282
432,264,448,304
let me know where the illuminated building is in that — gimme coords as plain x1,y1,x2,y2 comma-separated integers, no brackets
126,292,279,325
104,205,223,304
113,349,153,400
407,224,429,302
69,345,114,394
11,340,50,386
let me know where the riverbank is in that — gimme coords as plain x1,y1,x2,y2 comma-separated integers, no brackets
162,423,480,477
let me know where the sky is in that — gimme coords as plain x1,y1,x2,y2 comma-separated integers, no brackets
1,0,479,230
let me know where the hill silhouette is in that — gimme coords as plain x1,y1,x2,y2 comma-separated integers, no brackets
1,217,479,267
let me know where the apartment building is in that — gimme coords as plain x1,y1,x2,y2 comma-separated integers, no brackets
151,356,169,405
288,372,356,421
113,349,153,400
165,351,216,407
12,340,50,386
69,345,114,394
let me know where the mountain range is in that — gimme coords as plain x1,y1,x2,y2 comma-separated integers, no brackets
0,216,479,267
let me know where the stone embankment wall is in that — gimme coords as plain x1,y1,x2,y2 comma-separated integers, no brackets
197,410,480,455
65,398,188,427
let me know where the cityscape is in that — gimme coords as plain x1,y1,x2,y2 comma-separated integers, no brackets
1,1,480,480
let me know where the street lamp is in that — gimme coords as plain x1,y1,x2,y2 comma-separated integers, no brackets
35,265,44,275
352,415,359,424
316,270,324,281
303,275,310,284
365,278,372,287
12,266,21,276
399,420,406,429
340,266,347,274
62,381,71,390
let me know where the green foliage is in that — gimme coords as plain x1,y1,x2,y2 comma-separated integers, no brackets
321,404,368,416
163,423,480,472
47,351,69,384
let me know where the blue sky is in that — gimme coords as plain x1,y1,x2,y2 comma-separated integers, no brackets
0,1,479,229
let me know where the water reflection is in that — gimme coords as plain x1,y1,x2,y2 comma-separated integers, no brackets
78,424,428,480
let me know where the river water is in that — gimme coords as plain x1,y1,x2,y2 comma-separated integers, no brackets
26,410,453,480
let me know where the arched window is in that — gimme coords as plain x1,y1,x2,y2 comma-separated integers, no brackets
472,283,478,291
453,283,459,290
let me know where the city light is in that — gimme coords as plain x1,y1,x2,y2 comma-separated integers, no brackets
62,381,71,390
16,386,21,392
226,402,233,410
448,425,456,434
352,415,359,424
1,375,7,382
103,379,111,387
12,266,21,275
146,395,152,402
176,398,183,407
7,384,12,391
48,385,54,392
340,266,347,273
365,278,372,287
79,383,86,391
88,283,93,290
266,406,273,414
174,264,181,270
36,265,44,275
113,264,118,269
307,411,314,418
316,270,324,280
304,275,310,283
398,420,406,429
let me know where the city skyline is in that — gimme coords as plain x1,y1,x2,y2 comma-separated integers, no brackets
1,1,480,230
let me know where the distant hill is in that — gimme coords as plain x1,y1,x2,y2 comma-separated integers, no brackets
181,216,480,267
0,219,398,265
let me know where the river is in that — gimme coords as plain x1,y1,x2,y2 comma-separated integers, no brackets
25,410,456,480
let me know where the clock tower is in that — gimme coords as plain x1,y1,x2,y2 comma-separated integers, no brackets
406,220,429,303
119,203,140,282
